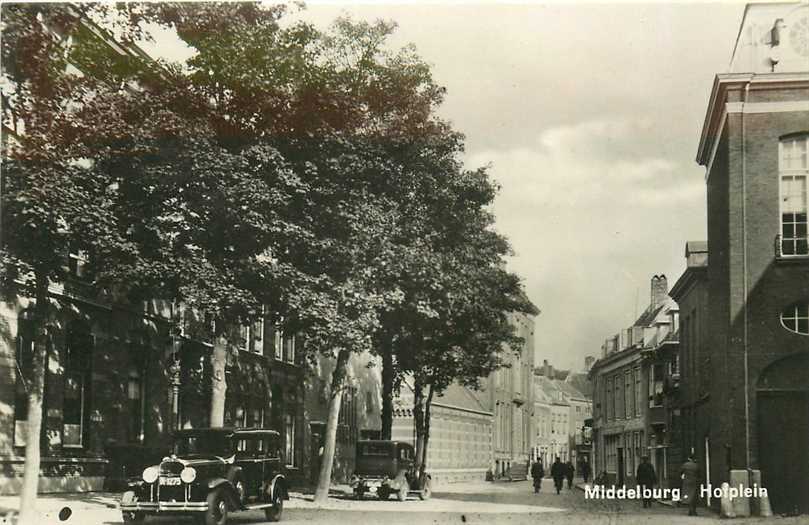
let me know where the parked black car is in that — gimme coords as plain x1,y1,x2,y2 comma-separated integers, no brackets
349,440,432,501
120,428,288,525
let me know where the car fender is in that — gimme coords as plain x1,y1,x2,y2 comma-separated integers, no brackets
269,474,288,500
226,465,245,482
208,477,241,506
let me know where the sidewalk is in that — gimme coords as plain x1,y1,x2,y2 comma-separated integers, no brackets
0,492,120,524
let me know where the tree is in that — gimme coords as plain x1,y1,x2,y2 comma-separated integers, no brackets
0,5,156,521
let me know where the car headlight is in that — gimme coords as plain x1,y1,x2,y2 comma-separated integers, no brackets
180,467,196,484
142,466,159,484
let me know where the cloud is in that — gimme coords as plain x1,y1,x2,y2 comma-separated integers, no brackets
465,116,706,370
468,117,703,212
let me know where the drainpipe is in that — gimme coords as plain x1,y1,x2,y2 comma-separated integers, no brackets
740,77,753,486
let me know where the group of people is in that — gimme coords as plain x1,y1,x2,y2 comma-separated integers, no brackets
636,454,701,516
530,457,591,494
529,454,701,516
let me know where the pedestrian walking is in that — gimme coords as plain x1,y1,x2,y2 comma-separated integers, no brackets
636,455,657,508
580,459,591,484
680,455,700,516
551,457,565,494
565,460,575,490
531,460,545,493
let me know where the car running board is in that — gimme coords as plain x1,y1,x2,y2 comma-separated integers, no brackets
243,503,277,511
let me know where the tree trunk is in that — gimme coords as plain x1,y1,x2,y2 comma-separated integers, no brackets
18,274,50,525
380,339,394,440
314,348,350,504
420,384,434,478
209,335,228,427
413,380,425,471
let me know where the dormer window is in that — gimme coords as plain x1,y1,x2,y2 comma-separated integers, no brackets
781,302,809,335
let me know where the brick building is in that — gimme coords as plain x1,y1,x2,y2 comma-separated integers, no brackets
489,311,536,480
0,6,379,494
693,2,809,515
391,381,492,484
590,276,680,488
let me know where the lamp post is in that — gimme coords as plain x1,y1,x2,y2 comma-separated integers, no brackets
168,328,182,432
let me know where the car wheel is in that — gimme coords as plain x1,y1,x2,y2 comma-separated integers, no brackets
122,510,145,523
418,477,432,501
264,486,283,522
377,486,390,500
397,483,408,502
204,488,229,525
353,487,365,500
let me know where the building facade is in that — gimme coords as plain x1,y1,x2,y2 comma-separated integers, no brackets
489,311,536,480
391,382,493,485
590,275,679,488
693,2,809,515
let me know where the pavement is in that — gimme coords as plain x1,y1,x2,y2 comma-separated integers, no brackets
0,478,807,525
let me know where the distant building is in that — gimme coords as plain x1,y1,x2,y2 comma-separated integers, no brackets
669,241,710,493
488,311,536,480
532,360,591,469
693,1,809,515
391,381,493,484
590,275,679,488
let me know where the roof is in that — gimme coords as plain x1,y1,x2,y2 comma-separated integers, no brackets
534,375,569,406
565,372,593,398
634,304,665,327
434,383,491,414
685,241,708,255
555,380,588,401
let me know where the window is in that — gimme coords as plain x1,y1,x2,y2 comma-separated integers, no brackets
64,323,92,448
634,367,642,417
127,368,144,443
338,386,357,443
649,364,664,407
284,414,296,467
606,377,613,420
68,249,89,279
365,391,374,414
14,310,35,447
282,334,295,363
238,325,250,352
779,135,809,256
251,316,264,354
624,370,632,419
781,302,809,334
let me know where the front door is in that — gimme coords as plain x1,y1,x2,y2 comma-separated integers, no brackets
617,448,624,486
758,391,809,515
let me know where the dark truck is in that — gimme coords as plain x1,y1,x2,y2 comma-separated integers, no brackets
349,440,432,501
120,428,288,525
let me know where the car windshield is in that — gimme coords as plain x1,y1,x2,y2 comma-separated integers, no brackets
173,433,233,457
359,443,393,457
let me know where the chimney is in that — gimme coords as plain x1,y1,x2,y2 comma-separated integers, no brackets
543,359,553,379
650,274,668,310
584,356,595,372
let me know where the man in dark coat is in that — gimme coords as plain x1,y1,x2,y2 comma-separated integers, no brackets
580,459,592,483
565,460,575,489
530,460,544,493
680,455,700,516
636,455,657,508
550,457,565,494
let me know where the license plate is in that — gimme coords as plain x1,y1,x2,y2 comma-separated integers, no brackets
159,477,181,486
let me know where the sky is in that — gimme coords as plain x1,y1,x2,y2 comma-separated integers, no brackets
141,2,746,372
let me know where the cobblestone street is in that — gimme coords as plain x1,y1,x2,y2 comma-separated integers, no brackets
2,479,806,525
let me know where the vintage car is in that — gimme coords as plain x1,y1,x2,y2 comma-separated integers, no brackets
349,440,432,501
120,428,288,525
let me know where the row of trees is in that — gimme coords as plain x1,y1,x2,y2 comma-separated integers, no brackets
1,3,536,521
